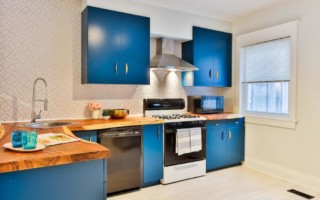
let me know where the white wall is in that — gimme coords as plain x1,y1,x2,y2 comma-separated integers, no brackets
0,0,231,122
230,0,320,191
86,0,232,40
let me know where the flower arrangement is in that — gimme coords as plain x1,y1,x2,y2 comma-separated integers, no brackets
88,101,102,111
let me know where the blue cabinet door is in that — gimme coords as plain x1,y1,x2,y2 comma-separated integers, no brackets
182,26,232,87
206,118,245,171
83,7,122,84
82,6,150,84
206,120,227,171
143,124,163,186
211,31,232,87
193,27,215,86
73,131,97,143
226,118,245,165
121,13,150,84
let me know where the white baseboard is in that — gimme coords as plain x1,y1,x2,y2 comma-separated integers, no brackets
244,157,320,192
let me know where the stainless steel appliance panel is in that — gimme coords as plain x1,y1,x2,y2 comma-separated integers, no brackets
187,96,224,114
98,126,142,194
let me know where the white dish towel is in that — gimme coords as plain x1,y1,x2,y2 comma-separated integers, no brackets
190,127,202,152
176,128,191,156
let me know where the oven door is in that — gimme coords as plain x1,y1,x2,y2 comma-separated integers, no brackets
164,127,206,167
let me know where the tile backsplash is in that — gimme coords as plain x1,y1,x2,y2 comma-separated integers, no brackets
0,0,222,122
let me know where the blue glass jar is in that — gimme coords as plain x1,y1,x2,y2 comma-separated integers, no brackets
22,131,38,149
11,130,25,148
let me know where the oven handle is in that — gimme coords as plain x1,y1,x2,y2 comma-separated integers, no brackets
165,126,206,134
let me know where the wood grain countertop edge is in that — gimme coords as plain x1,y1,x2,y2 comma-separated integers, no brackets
0,117,164,173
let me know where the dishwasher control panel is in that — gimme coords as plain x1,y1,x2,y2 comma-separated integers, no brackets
98,126,142,138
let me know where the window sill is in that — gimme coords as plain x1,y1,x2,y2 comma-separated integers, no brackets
244,115,298,129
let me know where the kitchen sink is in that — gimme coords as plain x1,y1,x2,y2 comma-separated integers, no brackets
22,121,73,129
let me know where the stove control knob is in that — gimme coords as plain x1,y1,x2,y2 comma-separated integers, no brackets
198,121,203,125
172,123,177,127
177,122,182,127
193,121,199,125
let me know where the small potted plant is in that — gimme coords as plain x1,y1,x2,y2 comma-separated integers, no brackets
88,101,102,119
102,109,111,120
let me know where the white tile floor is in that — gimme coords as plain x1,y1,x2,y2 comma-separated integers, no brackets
109,166,319,200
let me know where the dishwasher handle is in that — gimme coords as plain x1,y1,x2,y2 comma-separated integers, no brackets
98,131,141,138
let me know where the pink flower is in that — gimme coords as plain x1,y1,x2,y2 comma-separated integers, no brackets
88,101,102,111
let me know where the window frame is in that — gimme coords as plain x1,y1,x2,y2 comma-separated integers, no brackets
236,21,298,129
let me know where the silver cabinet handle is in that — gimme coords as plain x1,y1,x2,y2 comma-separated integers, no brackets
228,130,232,140
221,131,224,140
157,126,160,139
216,69,219,78
114,62,118,74
89,133,92,142
209,69,212,78
125,63,128,74
215,123,219,126
235,121,239,124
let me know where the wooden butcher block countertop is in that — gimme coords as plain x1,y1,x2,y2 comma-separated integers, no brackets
191,113,244,120
0,116,164,173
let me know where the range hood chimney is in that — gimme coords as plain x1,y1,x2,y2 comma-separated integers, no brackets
150,38,198,71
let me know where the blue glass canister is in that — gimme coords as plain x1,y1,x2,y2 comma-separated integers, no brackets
11,130,26,148
22,131,38,149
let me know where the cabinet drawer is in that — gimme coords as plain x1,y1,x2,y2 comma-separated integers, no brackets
226,118,244,127
207,120,226,129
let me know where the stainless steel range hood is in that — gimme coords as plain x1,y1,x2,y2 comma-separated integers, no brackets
150,38,198,71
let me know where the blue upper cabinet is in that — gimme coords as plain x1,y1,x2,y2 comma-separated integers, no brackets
182,26,232,87
82,6,150,84
121,13,150,84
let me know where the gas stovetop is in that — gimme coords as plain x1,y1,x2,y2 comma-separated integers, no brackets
144,98,207,123
151,114,206,123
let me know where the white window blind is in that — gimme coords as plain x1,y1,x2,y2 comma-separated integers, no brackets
242,37,291,83
241,37,292,115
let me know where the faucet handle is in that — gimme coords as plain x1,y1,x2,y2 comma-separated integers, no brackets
36,110,42,119
44,99,48,111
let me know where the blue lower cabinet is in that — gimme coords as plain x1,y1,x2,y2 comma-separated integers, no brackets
0,159,107,200
206,118,245,171
206,121,227,171
142,124,163,186
73,131,97,142
226,118,245,166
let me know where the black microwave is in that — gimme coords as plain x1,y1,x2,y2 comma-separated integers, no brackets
187,96,224,114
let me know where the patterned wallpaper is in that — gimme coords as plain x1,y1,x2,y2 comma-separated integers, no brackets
0,0,222,122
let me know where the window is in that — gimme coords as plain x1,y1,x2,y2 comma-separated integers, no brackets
236,21,298,129
241,37,291,116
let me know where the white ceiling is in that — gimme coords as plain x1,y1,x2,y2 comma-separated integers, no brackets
131,0,286,21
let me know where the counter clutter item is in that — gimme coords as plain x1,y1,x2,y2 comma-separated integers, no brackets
3,142,46,152
38,133,80,146
11,130,24,148
110,109,129,119
21,131,37,149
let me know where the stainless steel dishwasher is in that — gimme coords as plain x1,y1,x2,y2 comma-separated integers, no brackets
98,126,142,194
